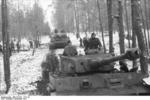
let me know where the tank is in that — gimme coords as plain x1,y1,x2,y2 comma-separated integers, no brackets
49,34,70,49
45,48,150,95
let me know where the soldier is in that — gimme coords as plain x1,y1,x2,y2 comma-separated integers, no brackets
79,37,83,47
83,36,89,51
41,47,59,79
119,60,129,72
16,40,20,53
0,44,3,53
46,50,59,74
88,33,102,50
29,40,33,49
40,49,59,95
63,40,78,56
10,40,14,52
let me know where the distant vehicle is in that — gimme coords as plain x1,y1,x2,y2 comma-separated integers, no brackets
49,34,70,49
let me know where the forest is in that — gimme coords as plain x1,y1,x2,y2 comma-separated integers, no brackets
53,0,150,54
0,0,50,41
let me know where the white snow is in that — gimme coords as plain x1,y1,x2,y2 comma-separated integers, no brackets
40,36,50,45
20,38,30,51
0,48,49,95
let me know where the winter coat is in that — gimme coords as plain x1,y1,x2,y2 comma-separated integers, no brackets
88,38,102,50
63,45,78,56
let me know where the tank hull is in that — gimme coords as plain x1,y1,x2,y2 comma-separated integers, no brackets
54,85,150,95
49,72,150,95
50,41,68,49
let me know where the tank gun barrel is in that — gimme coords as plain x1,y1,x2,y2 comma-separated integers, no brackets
89,48,141,69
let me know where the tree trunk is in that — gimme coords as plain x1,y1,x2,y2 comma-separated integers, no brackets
131,0,148,76
1,0,11,94
117,0,125,54
131,0,138,69
74,0,80,38
86,0,90,33
124,0,131,48
107,0,114,53
131,1,137,49
96,0,106,53
139,1,149,54
148,0,150,48
144,0,150,54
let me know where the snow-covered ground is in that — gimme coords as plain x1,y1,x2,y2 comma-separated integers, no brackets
0,48,49,95
40,35,51,45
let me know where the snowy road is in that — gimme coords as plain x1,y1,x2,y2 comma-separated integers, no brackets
0,48,49,95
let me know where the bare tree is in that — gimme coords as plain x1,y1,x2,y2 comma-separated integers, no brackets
107,0,114,53
124,0,131,48
139,1,149,54
117,0,125,54
74,0,80,38
1,0,11,94
144,0,150,50
96,0,106,53
131,0,148,76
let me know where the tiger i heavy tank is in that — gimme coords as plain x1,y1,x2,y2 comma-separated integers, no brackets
47,48,150,95
49,34,70,49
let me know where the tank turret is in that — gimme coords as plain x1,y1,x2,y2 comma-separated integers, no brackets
60,48,140,74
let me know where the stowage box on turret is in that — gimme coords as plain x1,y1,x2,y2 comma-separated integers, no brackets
46,48,150,95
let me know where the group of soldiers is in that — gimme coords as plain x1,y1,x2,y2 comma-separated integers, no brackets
0,40,20,56
83,33,102,50
0,39,40,56
63,32,102,56
0,41,20,56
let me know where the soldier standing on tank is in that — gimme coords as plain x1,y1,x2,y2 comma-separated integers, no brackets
63,40,78,56
88,33,102,50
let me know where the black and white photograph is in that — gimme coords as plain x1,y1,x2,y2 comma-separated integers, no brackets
0,0,150,98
